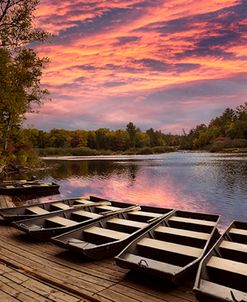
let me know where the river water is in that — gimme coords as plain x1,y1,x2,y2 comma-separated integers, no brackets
34,152,247,230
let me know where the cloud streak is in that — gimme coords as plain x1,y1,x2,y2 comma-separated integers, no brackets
26,0,247,133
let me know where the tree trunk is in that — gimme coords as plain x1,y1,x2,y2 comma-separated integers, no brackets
3,114,11,152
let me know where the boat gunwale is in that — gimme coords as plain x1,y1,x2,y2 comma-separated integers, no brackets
12,203,139,240
193,219,247,301
115,209,220,284
51,207,174,259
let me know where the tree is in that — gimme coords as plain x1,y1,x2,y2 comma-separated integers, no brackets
236,103,247,121
126,122,138,148
0,48,48,152
0,0,48,48
146,128,165,146
0,0,49,163
0,0,48,170
111,130,129,151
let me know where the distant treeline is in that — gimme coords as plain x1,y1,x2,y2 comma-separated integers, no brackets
22,122,180,156
181,102,247,151
2,103,246,164
18,103,247,156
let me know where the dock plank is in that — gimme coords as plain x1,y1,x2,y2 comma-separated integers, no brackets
0,220,197,302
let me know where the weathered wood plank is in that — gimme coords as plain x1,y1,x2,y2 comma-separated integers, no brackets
0,238,111,291
0,291,19,302
0,221,197,302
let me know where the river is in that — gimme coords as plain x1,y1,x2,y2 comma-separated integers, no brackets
28,151,247,230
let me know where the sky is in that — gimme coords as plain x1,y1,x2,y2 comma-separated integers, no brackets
25,0,247,133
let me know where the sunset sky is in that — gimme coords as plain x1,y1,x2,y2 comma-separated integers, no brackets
26,0,247,133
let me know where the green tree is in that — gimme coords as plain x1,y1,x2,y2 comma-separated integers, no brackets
0,0,49,168
126,122,138,148
0,49,48,152
0,0,48,48
70,130,88,148
48,129,70,148
111,129,129,151
236,103,247,121
146,128,166,146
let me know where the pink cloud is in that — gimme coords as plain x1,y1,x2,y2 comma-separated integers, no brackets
26,0,247,133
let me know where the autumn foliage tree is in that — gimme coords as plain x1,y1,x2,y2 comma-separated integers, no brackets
0,0,48,48
0,0,49,168
181,103,247,150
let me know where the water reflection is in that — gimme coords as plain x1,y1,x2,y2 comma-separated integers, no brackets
19,152,247,230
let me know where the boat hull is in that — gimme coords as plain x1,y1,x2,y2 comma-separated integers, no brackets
0,182,59,196
52,206,174,260
194,220,247,302
115,210,220,285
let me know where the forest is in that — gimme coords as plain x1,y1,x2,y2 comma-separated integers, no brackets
12,102,246,158
22,122,179,156
1,99,247,169
180,102,247,152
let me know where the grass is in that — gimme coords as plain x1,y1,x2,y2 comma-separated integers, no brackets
38,146,176,157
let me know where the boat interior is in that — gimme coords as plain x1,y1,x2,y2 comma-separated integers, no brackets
14,201,119,231
194,220,247,301
116,210,220,279
0,197,95,218
52,206,173,249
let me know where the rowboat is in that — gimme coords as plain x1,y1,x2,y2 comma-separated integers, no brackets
13,200,136,240
115,210,220,285
0,195,119,222
0,196,91,222
194,220,247,302
52,205,174,260
0,180,59,196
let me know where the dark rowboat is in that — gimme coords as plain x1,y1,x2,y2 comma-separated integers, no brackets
0,195,134,223
0,195,113,222
52,205,174,260
0,180,59,196
115,210,220,285
194,220,247,302
13,200,136,240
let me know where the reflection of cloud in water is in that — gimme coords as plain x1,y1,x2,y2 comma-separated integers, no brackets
38,152,247,231
59,173,218,215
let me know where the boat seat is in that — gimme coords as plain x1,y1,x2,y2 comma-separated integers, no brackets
72,210,101,219
67,238,97,249
51,203,70,210
26,206,49,215
219,241,247,253
206,256,247,276
107,218,148,229
128,211,162,218
6,185,15,188
137,238,203,258
128,211,163,222
45,216,77,227
169,216,216,227
28,224,44,231
40,183,50,186
229,227,247,237
199,279,247,302
96,205,121,212
22,184,32,187
122,253,181,275
154,226,210,240
74,199,90,204
84,226,128,240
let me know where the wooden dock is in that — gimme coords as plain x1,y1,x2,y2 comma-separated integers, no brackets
0,196,197,302
0,222,197,302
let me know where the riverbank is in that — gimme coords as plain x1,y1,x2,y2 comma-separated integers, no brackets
38,146,176,157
